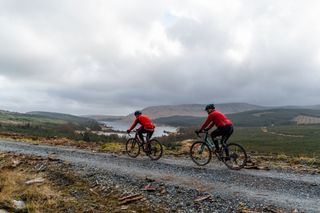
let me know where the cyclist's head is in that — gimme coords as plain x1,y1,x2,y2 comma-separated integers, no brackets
134,110,142,117
205,104,215,113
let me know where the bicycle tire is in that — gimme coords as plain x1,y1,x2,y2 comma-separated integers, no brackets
221,143,247,170
148,139,163,160
126,138,140,158
190,141,212,166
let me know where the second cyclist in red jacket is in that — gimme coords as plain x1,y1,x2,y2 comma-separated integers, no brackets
196,104,233,151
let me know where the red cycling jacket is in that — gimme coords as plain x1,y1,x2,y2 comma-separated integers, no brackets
199,110,232,131
129,115,155,131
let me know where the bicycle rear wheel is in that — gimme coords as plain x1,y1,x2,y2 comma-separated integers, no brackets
190,141,212,166
148,139,163,160
221,143,247,170
126,138,140,158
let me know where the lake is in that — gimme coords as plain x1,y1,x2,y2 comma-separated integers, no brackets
101,121,177,137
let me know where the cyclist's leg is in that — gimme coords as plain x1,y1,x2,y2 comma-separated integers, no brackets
145,129,154,151
211,128,223,150
146,129,154,142
137,128,146,143
220,125,234,159
221,125,234,144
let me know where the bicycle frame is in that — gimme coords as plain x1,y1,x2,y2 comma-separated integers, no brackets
130,131,148,143
197,131,227,154
202,132,215,149
128,131,149,152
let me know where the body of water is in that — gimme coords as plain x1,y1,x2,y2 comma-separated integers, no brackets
101,121,177,137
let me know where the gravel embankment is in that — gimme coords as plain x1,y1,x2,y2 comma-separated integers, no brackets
0,140,319,212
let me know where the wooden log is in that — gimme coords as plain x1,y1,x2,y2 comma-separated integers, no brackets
119,195,144,205
118,193,141,201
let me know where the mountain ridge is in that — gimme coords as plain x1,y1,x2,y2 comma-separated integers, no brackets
154,108,320,127
122,102,267,120
83,103,320,121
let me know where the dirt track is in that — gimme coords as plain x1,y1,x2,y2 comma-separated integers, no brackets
0,139,319,212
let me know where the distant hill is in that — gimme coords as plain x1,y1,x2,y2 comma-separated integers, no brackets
83,115,125,121
154,108,320,127
309,105,320,110
154,116,204,127
122,103,266,121
68,102,320,125
0,110,100,132
229,108,320,127
25,111,101,130
271,105,320,110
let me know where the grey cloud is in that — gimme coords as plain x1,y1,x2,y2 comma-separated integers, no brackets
0,0,320,115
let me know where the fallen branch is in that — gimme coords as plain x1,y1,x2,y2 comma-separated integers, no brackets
25,177,45,185
89,188,99,196
194,195,211,202
119,195,144,205
118,193,141,201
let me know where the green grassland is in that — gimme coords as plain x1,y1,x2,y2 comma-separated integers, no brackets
159,125,319,158
0,112,67,125
231,125,320,158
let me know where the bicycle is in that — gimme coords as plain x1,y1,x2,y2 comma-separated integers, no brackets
126,130,163,160
190,130,247,170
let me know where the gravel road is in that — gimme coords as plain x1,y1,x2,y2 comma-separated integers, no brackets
0,139,319,212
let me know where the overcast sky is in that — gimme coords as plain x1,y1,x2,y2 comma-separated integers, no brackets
1,0,320,115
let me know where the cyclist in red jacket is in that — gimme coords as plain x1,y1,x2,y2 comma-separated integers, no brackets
127,111,155,146
196,104,233,151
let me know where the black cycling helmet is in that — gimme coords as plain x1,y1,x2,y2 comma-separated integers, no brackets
205,104,215,111
134,110,142,116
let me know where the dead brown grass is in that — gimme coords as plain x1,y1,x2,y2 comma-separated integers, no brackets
248,154,320,173
0,152,66,212
0,170,64,212
0,152,165,212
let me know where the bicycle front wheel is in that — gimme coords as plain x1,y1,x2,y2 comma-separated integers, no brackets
190,141,212,166
221,143,247,170
148,139,163,160
126,138,140,158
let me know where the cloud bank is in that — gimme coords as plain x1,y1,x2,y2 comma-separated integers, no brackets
0,0,320,114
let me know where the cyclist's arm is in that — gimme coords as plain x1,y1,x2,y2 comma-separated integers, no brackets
205,122,215,130
199,117,212,131
128,118,139,131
